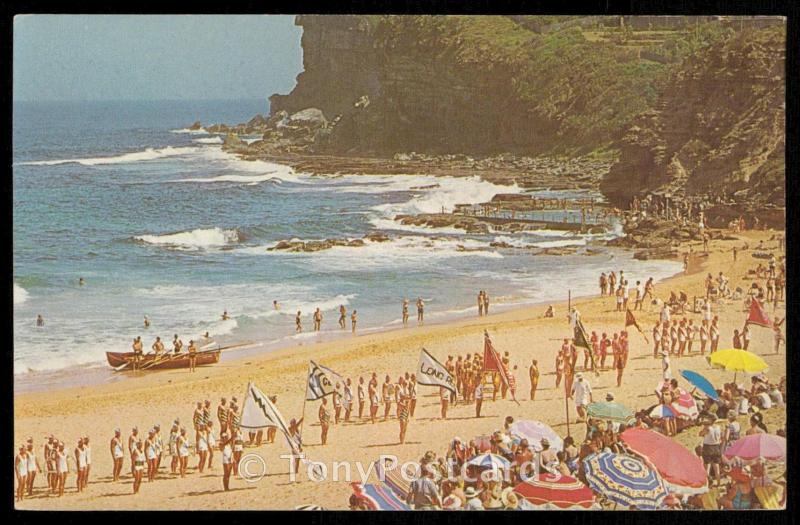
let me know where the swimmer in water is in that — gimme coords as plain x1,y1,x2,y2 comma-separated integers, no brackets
273,300,279,311
144,316,150,329
402,299,409,327
339,305,347,329
36,314,44,327
222,310,230,321
79,277,85,286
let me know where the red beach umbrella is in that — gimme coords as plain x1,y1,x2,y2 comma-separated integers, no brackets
724,433,786,462
620,428,708,495
513,473,596,509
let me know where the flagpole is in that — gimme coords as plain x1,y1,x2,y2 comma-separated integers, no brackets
568,290,571,319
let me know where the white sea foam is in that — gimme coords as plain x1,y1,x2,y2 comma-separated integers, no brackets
170,128,209,134
19,146,199,166
134,227,239,250
14,282,29,305
193,136,224,144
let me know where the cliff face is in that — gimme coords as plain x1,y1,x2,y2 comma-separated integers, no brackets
601,28,786,208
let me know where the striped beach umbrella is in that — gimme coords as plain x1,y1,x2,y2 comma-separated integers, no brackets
583,452,668,509
514,473,596,509
466,452,512,470
648,404,676,419
350,482,410,510
620,428,708,495
670,389,699,420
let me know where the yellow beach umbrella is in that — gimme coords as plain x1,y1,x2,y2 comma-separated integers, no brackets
709,349,768,381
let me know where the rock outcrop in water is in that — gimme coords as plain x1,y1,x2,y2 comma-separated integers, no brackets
600,28,786,209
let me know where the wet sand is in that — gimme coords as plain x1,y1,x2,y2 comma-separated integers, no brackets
14,229,786,510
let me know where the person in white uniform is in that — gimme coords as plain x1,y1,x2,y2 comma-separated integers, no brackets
570,373,593,422
15,445,28,502
25,439,41,497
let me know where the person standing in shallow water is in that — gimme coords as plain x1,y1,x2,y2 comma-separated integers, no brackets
477,291,484,316
402,299,409,327
416,297,425,324
351,310,358,333
313,308,323,331
295,311,302,333
338,304,347,329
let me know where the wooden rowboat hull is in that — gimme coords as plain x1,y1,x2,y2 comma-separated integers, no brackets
106,350,221,370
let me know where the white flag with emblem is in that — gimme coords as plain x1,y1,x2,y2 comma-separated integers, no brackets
416,348,457,395
305,360,344,401
240,382,300,455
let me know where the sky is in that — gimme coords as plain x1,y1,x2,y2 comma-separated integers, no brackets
13,15,303,101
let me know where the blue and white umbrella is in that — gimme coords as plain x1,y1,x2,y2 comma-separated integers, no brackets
583,452,668,509
680,369,721,402
466,452,512,470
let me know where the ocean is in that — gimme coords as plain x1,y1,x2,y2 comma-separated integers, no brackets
12,99,682,385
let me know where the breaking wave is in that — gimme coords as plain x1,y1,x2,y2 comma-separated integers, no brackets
19,146,199,166
134,227,240,250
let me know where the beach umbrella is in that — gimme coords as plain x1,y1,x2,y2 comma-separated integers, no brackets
648,405,675,419
723,434,786,462
508,420,564,452
514,473,596,509
679,370,720,401
586,402,635,424
709,349,768,380
466,452,512,470
350,482,410,510
620,428,708,495
373,459,411,499
583,452,668,509
670,390,699,420
295,504,326,510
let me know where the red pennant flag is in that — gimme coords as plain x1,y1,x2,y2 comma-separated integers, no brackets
625,309,649,344
746,298,772,328
482,332,520,405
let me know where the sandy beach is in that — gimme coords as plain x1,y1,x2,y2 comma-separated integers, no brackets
14,229,786,510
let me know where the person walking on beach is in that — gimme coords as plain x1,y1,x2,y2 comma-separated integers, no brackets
478,291,485,316
333,383,342,424
351,310,358,333
382,375,393,421
742,323,751,351
409,374,418,417
402,299,409,327
398,384,410,444
416,297,425,324
570,373,592,422
319,397,331,445
599,273,607,296
616,336,628,387
710,317,720,353
439,385,449,419
634,281,644,310
295,311,302,333
313,308,323,331
529,359,539,400
555,352,565,389
338,305,347,329
484,292,490,315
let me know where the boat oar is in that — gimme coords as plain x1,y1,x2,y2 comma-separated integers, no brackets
214,341,256,352
113,358,135,372
140,352,179,371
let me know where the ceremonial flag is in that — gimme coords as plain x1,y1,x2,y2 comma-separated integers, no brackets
416,348,457,396
240,382,301,455
625,309,650,343
574,319,599,376
746,298,772,328
306,360,344,401
482,332,520,405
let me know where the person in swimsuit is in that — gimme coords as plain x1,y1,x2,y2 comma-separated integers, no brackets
36,314,44,327
56,442,68,497
222,310,230,321
177,428,190,478
483,292,490,315
153,424,163,470
409,374,418,417
132,337,143,372
127,427,139,476
110,428,124,481
193,402,205,450
83,436,92,488
313,308,323,331
188,340,198,372
357,377,366,419
338,305,347,329
15,446,28,502
319,397,331,445
44,435,55,492
169,422,180,475
217,397,229,436
25,439,41,497
402,299,409,327
196,424,209,473
143,315,149,328
232,419,244,476
172,334,183,354
478,291,485,316
397,384,410,444
145,430,157,482
351,310,357,333
132,440,145,494
152,336,164,355
205,421,216,470
529,359,539,400
368,379,379,424
295,311,302,333
343,379,353,422
220,432,233,491
416,297,424,324
382,376,393,421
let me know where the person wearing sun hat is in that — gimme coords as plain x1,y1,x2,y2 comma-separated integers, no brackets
484,482,504,509
501,486,519,509
463,486,484,510
442,494,463,510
